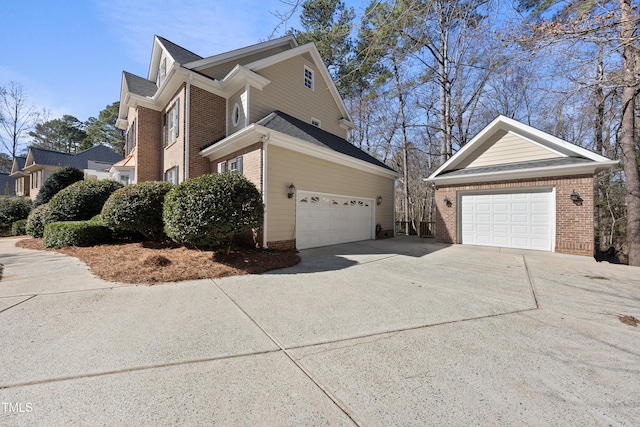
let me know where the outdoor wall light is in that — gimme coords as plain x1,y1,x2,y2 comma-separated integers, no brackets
443,196,451,206
288,183,296,199
570,190,581,201
377,195,383,205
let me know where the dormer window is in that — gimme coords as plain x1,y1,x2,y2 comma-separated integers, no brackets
158,58,167,86
304,66,314,91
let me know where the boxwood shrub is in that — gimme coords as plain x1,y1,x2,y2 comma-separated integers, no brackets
33,166,84,208
11,219,27,236
101,181,173,240
42,220,111,248
0,197,31,227
26,204,51,238
47,179,124,223
163,173,264,249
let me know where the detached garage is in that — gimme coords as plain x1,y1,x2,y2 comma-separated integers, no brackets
426,116,616,256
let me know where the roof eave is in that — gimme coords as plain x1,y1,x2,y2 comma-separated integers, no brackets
425,160,618,185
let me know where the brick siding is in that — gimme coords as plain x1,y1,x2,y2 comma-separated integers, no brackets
189,85,226,178
212,142,263,190
267,239,296,251
136,107,162,181
435,175,595,256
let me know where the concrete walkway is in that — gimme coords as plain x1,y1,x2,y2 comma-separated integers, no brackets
0,236,639,426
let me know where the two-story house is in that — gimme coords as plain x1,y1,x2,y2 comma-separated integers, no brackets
10,146,123,201
116,35,398,250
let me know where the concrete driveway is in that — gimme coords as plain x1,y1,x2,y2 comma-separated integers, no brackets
0,236,638,426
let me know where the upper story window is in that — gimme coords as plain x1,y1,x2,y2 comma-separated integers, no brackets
304,66,314,91
167,98,180,144
232,103,240,127
126,120,137,154
158,58,167,86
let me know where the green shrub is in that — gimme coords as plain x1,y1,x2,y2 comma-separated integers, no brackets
0,197,31,226
47,179,124,223
26,204,51,238
163,173,264,249
42,221,111,248
33,166,84,208
11,219,27,236
101,181,173,240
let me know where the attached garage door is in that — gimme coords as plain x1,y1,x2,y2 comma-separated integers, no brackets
296,191,374,250
460,190,554,251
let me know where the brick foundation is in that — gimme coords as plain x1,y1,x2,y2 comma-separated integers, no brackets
435,175,595,256
267,239,296,251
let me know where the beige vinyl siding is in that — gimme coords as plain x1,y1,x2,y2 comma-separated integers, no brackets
250,55,346,138
197,46,292,80
461,130,561,169
266,145,394,243
227,88,245,135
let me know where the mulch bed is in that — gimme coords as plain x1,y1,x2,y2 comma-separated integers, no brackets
16,238,300,284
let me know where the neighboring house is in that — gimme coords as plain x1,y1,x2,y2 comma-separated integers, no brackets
10,146,123,201
109,154,135,185
425,115,617,256
0,173,16,196
116,35,398,250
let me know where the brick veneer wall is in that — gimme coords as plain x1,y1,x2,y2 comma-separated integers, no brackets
189,85,226,178
136,107,162,181
267,239,296,251
212,142,263,190
435,174,595,256
163,86,186,181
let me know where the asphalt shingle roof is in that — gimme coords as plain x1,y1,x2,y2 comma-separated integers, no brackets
28,146,123,170
156,36,203,64
123,71,158,98
439,157,594,177
257,111,395,172
0,173,15,196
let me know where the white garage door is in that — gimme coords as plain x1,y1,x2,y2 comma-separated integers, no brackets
460,190,554,251
296,191,374,250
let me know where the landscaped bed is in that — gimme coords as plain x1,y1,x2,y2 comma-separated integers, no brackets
16,238,300,284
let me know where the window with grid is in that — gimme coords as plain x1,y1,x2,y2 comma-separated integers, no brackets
304,66,314,90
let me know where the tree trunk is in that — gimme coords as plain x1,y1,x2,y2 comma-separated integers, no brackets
393,58,411,234
620,0,640,265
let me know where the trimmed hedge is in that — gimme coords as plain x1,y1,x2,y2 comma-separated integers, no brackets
47,179,124,223
26,204,51,238
101,181,173,240
33,166,84,208
11,219,27,236
0,197,31,227
163,173,264,248
42,220,111,248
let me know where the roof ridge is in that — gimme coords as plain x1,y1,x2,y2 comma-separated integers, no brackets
156,35,203,62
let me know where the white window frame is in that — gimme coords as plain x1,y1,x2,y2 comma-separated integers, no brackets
304,66,314,91
167,98,180,144
158,58,167,86
311,117,321,128
232,103,240,127
164,166,179,185
228,156,243,175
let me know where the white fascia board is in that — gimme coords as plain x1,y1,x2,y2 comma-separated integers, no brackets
185,35,298,70
217,65,270,96
425,160,618,185
147,36,163,81
201,125,398,179
245,43,354,125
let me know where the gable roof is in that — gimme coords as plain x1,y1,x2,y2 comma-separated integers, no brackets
22,146,123,171
123,71,157,98
10,156,26,176
426,115,617,185
258,111,393,171
156,36,203,64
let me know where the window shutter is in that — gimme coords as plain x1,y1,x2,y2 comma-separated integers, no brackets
236,156,243,174
162,113,167,147
220,162,226,173
175,98,180,137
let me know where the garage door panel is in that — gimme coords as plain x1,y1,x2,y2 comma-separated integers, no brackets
461,190,553,251
297,191,373,250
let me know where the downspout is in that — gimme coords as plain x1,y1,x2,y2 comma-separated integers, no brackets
262,139,269,248
184,78,191,181
393,178,397,237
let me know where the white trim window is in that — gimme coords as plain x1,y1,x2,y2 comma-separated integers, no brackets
311,117,321,128
304,66,314,91
232,103,240,127
219,161,226,173
165,166,179,184
158,58,167,86
167,98,180,144
229,156,243,174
